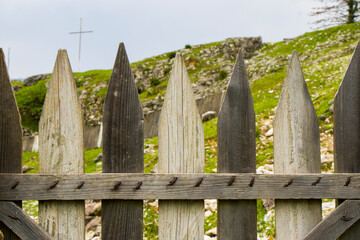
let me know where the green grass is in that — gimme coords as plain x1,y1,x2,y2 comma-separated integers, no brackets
22,152,39,173
84,148,103,173
15,80,48,131
11,80,23,86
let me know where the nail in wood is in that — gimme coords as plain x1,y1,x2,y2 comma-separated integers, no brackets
48,180,59,190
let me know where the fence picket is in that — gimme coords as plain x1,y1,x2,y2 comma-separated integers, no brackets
334,42,360,239
274,51,322,239
158,53,204,239
102,43,144,240
217,50,257,239
38,50,84,239
0,48,22,240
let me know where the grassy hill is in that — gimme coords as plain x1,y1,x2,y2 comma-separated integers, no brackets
16,22,360,239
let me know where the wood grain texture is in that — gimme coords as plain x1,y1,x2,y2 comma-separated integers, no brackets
303,200,360,240
274,51,322,240
217,50,256,240
0,202,54,240
0,48,22,240
158,53,204,239
334,42,360,240
101,43,144,240
38,50,84,240
3,173,360,200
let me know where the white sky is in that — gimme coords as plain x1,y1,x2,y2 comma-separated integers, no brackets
1,0,320,79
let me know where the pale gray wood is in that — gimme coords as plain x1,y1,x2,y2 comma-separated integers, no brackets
102,43,143,240
303,200,360,240
38,50,84,240
0,202,54,240
0,48,22,240
274,51,322,240
3,173,360,200
217,50,257,240
158,52,204,239
334,42,360,239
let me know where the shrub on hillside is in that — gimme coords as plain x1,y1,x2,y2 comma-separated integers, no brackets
15,80,48,132
150,78,160,87
218,70,228,80
167,52,176,59
163,68,171,75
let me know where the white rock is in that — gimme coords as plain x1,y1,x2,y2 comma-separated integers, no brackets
265,128,273,137
256,164,274,174
321,154,333,164
148,200,158,208
205,199,217,212
205,227,217,237
205,210,212,218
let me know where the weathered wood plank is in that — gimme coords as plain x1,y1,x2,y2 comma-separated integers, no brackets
101,43,143,240
158,53,204,239
217,50,256,240
334,42,360,239
274,51,322,239
303,200,360,240
0,202,54,240
0,48,22,240
38,50,84,240
3,173,360,200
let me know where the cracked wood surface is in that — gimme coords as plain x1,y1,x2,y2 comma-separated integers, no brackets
274,51,322,240
158,53,204,239
101,43,144,240
38,50,84,240
217,50,257,240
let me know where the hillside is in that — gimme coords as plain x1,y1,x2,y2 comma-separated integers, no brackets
14,22,360,239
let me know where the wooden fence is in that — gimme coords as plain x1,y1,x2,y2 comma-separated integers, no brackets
0,41,360,240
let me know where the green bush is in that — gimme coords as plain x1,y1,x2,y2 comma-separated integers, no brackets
185,44,192,49
163,68,171,75
15,80,48,132
150,78,160,87
147,87,158,96
167,52,176,59
218,70,228,80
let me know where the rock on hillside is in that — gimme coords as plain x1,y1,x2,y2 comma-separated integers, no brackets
23,74,49,86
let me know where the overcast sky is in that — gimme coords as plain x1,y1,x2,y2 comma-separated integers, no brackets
1,0,320,79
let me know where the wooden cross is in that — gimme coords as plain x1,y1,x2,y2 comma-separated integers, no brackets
69,18,93,71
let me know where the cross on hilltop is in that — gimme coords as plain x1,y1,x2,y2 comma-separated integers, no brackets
69,18,93,71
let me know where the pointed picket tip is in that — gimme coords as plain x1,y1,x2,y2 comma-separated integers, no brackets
224,49,249,94
0,48,22,173
334,41,360,102
284,51,303,85
334,42,360,174
274,50,321,240
274,49,320,174
102,41,143,173
158,51,204,239
102,43,143,239
275,50,315,123
217,49,257,239
39,48,84,174
218,49,256,173
38,49,84,239
158,51,204,174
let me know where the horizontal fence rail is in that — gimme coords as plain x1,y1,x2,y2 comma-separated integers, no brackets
2,173,360,200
